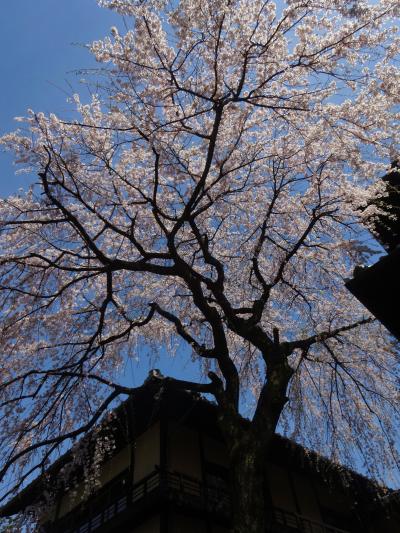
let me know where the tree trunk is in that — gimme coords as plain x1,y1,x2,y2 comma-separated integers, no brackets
218,357,292,532
228,435,269,533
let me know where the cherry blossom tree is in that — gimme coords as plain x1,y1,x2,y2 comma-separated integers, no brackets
0,0,400,530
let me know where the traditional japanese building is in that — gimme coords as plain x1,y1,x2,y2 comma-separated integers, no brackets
1,372,399,532
346,162,400,340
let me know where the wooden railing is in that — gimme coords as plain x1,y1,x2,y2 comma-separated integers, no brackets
273,507,350,533
132,469,230,513
51,469,349,533
54,469,229,533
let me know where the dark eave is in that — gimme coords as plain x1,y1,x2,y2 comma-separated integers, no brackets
346,247,400,341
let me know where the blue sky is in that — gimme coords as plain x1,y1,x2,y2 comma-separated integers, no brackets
0,0,121,196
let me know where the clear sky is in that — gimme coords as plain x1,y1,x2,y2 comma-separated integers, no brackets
0,0,121,196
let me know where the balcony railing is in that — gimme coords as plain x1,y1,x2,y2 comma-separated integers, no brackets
53,469,229,533
272,507,350,533
51,469,349,533
132,469,230,514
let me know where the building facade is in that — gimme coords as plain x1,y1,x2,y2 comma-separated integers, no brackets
1,375,399,532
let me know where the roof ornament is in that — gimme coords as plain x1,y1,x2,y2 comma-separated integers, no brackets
144,369,165,384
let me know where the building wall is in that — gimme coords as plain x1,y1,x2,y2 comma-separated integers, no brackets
169,512,207,532
167,424,202,479
168,512,230,532
132,514,160,532
101,445,131,486
56,445,131,519
291,472,322,522
266,463,297,513
133,421,160,482
313,477,353,530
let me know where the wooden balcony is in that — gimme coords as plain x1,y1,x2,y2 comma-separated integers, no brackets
46,469,350,533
